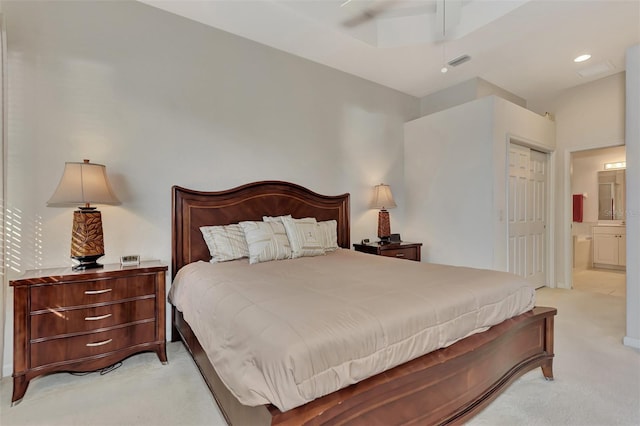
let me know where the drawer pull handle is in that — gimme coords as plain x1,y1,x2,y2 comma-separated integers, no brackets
84,289,112,295
86,339,113,347
396,253,405,257
85,314,112,321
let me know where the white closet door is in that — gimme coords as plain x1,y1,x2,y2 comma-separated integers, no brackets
508,144,548,288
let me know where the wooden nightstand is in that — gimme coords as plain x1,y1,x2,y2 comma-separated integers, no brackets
10,261,168,404
353,241,422,262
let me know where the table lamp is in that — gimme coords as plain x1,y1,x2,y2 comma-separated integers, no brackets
47,159,120,270
371,183,397,242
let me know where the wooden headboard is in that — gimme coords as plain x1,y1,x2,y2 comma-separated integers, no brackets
171,181,350,278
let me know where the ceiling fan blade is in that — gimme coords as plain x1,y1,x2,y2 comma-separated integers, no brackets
342,0,401,28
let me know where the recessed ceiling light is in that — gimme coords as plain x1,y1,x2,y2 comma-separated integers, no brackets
441,67,448,73
574,54,591,63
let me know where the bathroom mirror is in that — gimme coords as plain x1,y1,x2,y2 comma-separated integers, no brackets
598,169,625,221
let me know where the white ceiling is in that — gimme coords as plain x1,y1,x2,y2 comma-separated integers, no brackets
140,0,640,104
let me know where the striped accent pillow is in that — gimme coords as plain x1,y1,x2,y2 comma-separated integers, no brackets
239,221,292,264
262,215,292,223
200,224,249,263
282,217,325,259
317,220,338,252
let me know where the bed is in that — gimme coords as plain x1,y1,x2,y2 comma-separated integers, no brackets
170,180,556,426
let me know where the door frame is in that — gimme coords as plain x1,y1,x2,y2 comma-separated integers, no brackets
564,140,625,289
506,135,554,288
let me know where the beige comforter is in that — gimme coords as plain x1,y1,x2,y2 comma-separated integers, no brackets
169,249,535,412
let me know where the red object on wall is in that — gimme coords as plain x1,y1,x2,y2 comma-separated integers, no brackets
573,194,584,222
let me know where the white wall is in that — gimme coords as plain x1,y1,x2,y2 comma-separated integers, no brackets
405,98,495,268
419,78,526,117
419,79,479,117
544,63,638,348
549,72,626,290
404,96,555,272
477,79,526,110
0,0,419,376
624,44,640,349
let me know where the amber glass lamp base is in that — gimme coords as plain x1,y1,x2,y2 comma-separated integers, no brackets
70,208,105,271
377,209,391,241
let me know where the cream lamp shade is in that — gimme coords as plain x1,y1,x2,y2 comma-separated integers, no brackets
371,184,396,241
48,160,120,270
371,184,397,210
47,160,120,207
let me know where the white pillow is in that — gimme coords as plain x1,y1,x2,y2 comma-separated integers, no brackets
262,215,292,223
200,224,249,263
281,217,325,259
239,221,292,264
317,220,338,252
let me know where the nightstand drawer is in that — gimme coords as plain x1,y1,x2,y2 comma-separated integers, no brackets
30,321,157,368
30,297,156,339
380,247,419,261
354,242,422,262
30,275,156,311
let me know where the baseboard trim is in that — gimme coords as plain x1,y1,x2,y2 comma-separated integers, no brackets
2,362,11,378
592,263,626,271
623,336,640,349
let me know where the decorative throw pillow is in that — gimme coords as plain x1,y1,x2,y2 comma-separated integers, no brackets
239,221,292,264
281,217,325,259
200,224,249,263
262,215,292,223
317,220,338,252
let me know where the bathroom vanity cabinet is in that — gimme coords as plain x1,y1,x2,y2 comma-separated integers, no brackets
593,226,626,270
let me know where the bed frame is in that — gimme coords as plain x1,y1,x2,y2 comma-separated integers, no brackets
171,181,556,426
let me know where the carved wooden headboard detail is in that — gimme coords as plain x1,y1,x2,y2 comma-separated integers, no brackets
171,181,350,278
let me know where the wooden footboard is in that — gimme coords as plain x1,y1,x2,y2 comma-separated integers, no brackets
173,306,556,426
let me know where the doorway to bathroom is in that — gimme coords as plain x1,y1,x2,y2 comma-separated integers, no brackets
571,146,626,297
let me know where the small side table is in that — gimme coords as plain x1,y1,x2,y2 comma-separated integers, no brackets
353,241,422,262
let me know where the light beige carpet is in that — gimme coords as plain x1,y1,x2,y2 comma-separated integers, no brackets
1,287,639,425
0,342,227,425
469,286,640,426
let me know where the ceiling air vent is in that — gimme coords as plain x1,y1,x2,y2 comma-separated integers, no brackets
448,55,471,67
576,61,615,78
